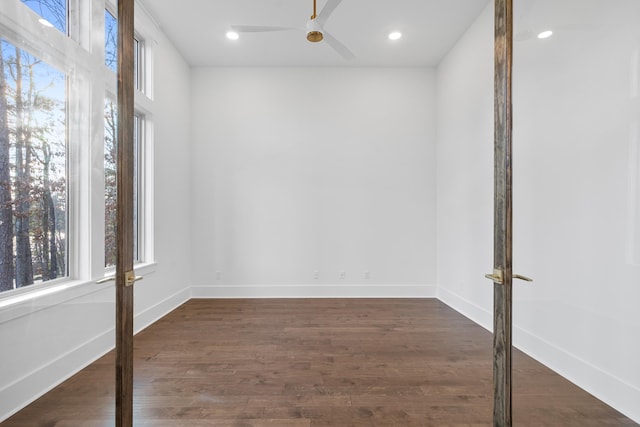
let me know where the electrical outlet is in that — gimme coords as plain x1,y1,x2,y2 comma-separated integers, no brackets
216,271,221,280
364,271,370,280
313,271,319,280
339,271,346,280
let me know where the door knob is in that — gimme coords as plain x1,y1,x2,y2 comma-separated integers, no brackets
125,270,143,287
485,269,533,284
96,275,115,284
96,271,143,287
485,269,504,284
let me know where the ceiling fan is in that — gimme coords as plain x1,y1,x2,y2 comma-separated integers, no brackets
231,0,355,60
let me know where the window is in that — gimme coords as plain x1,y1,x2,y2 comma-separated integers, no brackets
104,99,142,267
0,40,68,292
104,99,116,266
134,37,141,91
0,1,155,298
21,0,67,35
105,8,145,93
105,9,117,71
103,8,145,268
106,8,144,92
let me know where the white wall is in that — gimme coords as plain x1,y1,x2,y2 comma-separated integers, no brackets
132,18,193,331
435,4,494,324
437,1,640,422
0,20,192,423
190,68,437,298
5,1,640,423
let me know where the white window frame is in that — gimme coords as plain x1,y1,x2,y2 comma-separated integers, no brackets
0,0,157,316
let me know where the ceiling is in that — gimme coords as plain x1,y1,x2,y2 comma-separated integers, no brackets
139,0,490,68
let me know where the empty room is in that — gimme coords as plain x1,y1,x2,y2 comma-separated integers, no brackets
1,0,639,425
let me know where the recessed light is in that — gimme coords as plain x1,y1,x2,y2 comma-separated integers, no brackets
226,31,239,41
388,31,402,41
537,30,553,39
39,18,54,28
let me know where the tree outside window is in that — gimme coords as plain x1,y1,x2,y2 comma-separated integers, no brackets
21,0,67,35
0,40,67,292
104,99,140,268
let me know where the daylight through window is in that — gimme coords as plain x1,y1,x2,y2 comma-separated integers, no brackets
0,40,68,293
22,0,67,35
104,99,141,267
1,0,154,297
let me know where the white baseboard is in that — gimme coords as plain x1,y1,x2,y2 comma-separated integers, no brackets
0,327,114,423
514,325,640,424
436,285,640,424
191,283,438,299
3,284,639,425
437,286,493,332
0,287,191,423
134,287,191,334
0,283,433,422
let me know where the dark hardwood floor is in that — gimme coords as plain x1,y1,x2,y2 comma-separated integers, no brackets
2,299,636,426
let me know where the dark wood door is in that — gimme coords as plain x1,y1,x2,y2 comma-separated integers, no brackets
115,0,136,426
489,1,532,425
491,0,514,425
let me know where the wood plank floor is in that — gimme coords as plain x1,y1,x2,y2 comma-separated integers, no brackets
2,299,636,426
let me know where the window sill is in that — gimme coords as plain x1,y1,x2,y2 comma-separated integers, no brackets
0,261,157,324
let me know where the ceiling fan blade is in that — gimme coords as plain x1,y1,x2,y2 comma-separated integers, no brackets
231,25,296,33
323,31,355,60
317,0,343,26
